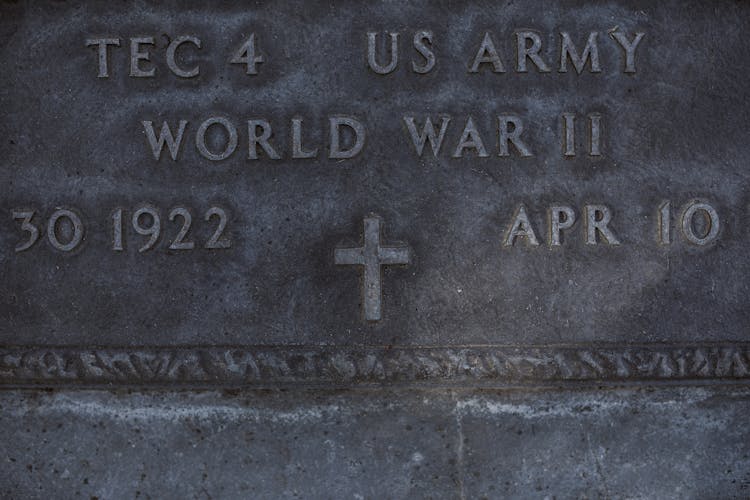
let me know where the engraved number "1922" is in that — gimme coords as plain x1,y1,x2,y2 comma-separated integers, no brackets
113,206,231,252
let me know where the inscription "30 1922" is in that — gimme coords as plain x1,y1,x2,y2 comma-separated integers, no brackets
11,205,231,253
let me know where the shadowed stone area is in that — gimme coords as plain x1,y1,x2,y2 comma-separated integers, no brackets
1,387,748,499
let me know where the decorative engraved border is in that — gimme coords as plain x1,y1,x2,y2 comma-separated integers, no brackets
1,344,749,387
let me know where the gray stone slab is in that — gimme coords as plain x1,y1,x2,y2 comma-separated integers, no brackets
1,0,749,389
1,387,748,499
0,0,749,356
1,0,749,497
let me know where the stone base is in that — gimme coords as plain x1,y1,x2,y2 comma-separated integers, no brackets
2,386,748,498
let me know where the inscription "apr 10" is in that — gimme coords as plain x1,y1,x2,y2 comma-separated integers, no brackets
11,205,231,253
502,200,721,247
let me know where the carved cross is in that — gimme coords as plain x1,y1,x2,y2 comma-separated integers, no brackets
334,215,411,321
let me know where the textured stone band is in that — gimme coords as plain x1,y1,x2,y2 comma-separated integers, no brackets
2,344,748,387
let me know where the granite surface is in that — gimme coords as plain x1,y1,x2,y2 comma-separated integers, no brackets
2,387,749,499
1,1,748,498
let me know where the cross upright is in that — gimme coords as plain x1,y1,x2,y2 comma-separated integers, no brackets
334,215,411,321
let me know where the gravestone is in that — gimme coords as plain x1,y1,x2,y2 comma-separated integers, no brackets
1,1,749,497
